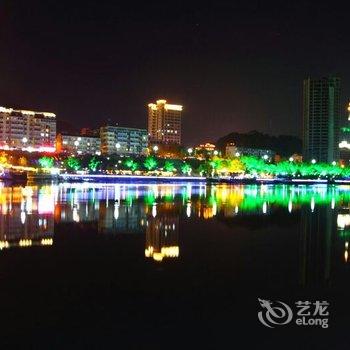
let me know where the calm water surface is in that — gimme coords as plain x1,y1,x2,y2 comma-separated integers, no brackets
0,182,349,348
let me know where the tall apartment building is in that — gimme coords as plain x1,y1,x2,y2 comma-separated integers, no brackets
56,133,101,155
148,99,182,145
0,106,56,152
303,77,340,162
100,126,148,155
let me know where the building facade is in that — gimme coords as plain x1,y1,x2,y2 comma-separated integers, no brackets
100,126,148,155
56,133,101,155
225,142,275,160
0,106,56,152
303,77,340,163
338,102,350,163
148,99,182,145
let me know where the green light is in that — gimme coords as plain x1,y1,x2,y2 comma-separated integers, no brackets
125,159,139,172
240,156,346,179
88,156,101,172
144,156,157,171
66,156,81,171
164,160,176,172
38,156,54,169
181,163,192,175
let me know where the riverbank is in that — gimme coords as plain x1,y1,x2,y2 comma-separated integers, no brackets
21,172,350,185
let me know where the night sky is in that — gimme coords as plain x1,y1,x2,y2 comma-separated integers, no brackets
0,0,349,145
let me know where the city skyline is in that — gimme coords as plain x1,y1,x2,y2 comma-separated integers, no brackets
0,80,347,156
1,1,350,145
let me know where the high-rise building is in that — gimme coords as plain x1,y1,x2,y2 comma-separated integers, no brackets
303,77,340,162
0,106,56,152
100,126,148,155
148,99,182,145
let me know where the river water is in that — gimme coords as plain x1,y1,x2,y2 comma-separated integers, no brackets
0,182,349,348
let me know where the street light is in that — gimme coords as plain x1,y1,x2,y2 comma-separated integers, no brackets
187,148,193,155
22,137,28,144
332,161,336,166
235,152,240,157
311,159,316,164
263,154,268,160
213,150,218,156
289,157,294,162
153,145,159,152
115,143,121,150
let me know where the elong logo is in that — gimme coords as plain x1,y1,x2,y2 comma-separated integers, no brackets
258,298,329,328
258,299,293,328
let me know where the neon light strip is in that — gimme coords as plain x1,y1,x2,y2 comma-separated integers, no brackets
256,178,277,182
59,182,206,188
291,179,328,183
0,145,56,153
59,174,206,181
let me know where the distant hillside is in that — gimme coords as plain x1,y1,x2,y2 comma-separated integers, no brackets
216,130,302,157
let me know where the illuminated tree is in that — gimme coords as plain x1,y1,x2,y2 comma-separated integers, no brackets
341,166,350,178
144,156,157,171
275,161,297,176
226,158,245,173
0,152,7,165
240,156,266,176
66,157,81,171
208,157,223,176
164,160,176,172
197,163,206,176
181,163,192,175
125,158,138,172
18,156,28,167
88,156,102,172
38,156,54,169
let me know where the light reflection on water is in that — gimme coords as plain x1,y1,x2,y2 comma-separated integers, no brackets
0,182,350,266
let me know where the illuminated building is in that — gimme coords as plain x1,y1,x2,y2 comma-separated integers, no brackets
289,153,303,163
338,102,350,163
225,142,274,160
0,106,56,152
195,143,215,151
303,77,340,162
100,126,148,155
225,143,236,157
148,99,182,145
194,142,217,158
56,133,101,155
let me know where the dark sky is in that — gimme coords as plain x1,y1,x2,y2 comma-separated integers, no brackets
0,0,349,145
